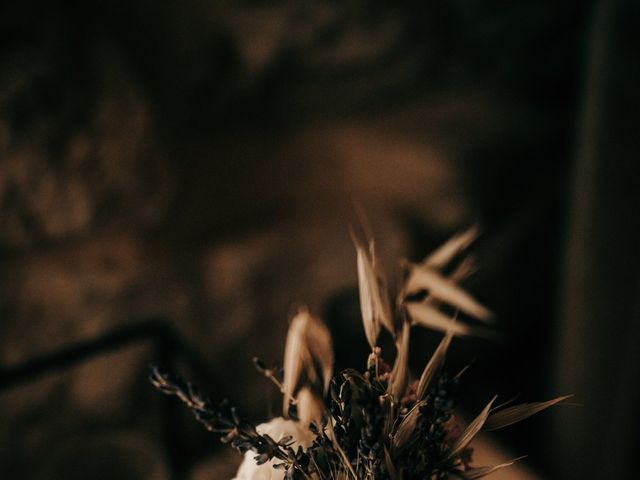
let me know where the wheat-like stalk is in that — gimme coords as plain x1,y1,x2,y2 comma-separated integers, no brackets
151,227,570,479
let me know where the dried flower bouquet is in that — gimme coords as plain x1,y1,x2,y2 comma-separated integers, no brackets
151,227,568,479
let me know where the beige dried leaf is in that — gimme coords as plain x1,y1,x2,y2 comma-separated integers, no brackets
355,239,394,349
483,395,573,431
382,394,395,437
283,313,309,411
356,245,382,349
296,387,325,428
405,267,492,322
392,399,426,452
390,320,410,401
406,302,476,337
423,226,479,270
282,309,334,416
371,250,395,335
384,447,399,480
449,255,478,283
449,396,497,457
462,456,526,479
307,320,334,394
416,327,454,400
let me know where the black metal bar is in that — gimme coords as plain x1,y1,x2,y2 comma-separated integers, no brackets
0,317,215,391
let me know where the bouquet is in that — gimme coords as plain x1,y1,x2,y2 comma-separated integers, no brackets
151,227,568,479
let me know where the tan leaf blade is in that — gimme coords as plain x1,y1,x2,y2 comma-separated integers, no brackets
423,226,479,270
390,320,410,401
392,399,426,452
296,387,325,427
384,447,399,480
462,456,526,479
405,267,492,322
371,251,395,335
449,255,478,283
483,395,573,431
417,327,454,400
356,245,380,349
282,311,310,413
282,309,334,415
449,396,497,457
406,302,476,337
305,315,335,393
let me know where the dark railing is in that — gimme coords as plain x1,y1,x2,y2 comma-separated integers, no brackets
0,317,217,477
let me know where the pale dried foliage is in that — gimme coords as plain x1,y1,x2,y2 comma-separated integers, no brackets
449,396,498,458
416,326,454,400
391,399,426,452
401,225,494,338
354,237,394,350
268,227,568,479
407,302,478,336
296,386,325,428
405,267,492,321
282,308,333,416
483,395,573,432
462,456,527,479
422,226,480,270
389,320,410,401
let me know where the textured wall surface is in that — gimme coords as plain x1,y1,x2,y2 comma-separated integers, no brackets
2,2,625,479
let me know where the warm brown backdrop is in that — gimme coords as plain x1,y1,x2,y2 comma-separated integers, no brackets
1,1,638,479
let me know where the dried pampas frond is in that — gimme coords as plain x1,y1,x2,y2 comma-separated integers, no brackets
150,227,570,480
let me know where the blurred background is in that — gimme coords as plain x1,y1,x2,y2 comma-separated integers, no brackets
1,1,639,479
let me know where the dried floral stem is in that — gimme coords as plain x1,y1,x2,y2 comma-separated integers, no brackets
149,227,571,480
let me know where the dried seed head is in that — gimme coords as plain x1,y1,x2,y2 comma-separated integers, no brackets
355,239,394,349
282,308,333,416
390,319,410,401
296,387,325,428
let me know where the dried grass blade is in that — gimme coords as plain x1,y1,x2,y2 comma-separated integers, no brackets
306,315,334,393
371,252,395,335
406,267,492,322
296,387,325,427
326,419,358,479
462,456,526,479
423,226,479,269
406,302,475,337
384,447,399,480
392,400,426,452
417,327,454,400
449,396,497,457
483,395,573,431
282,309,334,415
449,255,478,283
382,394,395,437
351,218,394,338
390,320,410,400
356,244,381,349
283,312,310,413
